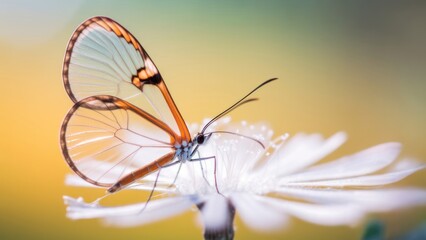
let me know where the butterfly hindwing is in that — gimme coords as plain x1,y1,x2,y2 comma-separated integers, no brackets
60,95,178,187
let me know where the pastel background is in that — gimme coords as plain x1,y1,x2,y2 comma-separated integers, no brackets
0,1,425,239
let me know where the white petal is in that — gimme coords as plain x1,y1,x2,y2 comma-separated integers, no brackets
284,165,424,187
64,160,175,184
65,174,175,193
270,132,347,176
276,187,426,212
230,193,288,231
199,194,232,230
256,196,365,226
64,195,194,227
389,158,425,171
283,142,401,182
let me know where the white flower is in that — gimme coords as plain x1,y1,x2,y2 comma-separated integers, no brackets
63,118,426,235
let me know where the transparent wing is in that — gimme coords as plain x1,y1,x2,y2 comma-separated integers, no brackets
63,16,190,141
60,95,177,187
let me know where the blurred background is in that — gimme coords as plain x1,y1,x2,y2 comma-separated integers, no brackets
0,0,425,239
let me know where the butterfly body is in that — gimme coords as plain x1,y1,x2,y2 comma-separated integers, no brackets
175,140,194,161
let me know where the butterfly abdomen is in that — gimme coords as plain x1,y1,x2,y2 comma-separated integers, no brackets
107,151,176,193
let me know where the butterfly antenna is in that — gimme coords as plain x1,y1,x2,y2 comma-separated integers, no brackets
201,98,258,134
204,130,265,149
201,78,277,134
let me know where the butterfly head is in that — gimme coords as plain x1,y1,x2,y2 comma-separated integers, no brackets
194,132,213,146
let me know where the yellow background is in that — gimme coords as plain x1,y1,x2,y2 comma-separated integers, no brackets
0,1,425,239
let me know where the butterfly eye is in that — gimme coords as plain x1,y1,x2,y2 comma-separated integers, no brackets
196,134,205,144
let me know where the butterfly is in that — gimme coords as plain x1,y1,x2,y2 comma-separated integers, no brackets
60,16,275,194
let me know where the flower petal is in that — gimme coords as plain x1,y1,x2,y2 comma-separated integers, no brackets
270,132,347,176
282,142,401,182
64,195,194,227
256,196,365,226
276,187,426,212
65,174,176,193
199,194,233,231
283,165,424,187
64,160,176,184
389,158,425,171
230,193,289,231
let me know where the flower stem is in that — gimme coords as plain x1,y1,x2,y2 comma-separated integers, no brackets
197,200,236,240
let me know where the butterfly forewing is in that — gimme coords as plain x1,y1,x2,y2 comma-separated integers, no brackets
61,96,178,187
63,16,190,140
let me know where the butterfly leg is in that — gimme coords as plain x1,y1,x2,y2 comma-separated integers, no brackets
192,150,211,186
138,160,187,214
189,156,221,194
89,192,114,206
165,160,184,188
138,162,163,214
133,161,179,215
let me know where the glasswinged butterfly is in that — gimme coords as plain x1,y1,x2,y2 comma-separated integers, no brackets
60,16,276,194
